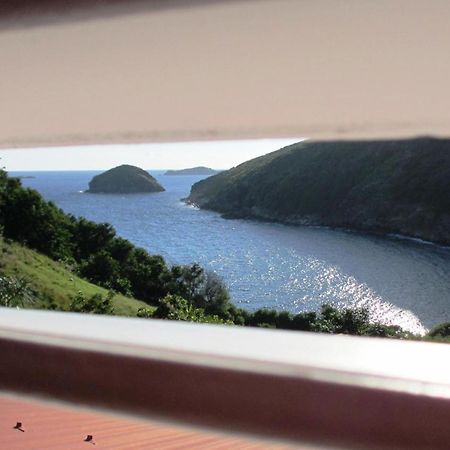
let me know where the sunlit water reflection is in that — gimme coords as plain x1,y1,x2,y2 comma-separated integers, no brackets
16,171,450,334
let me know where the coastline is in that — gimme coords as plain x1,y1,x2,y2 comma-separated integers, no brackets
185,198,450,250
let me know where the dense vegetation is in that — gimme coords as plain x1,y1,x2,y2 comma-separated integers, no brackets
0,170,226,313
427,322,450,342
187,137,450,246
0,236,149,315
0,168,245,319
87,164,165,193
0,166,448,341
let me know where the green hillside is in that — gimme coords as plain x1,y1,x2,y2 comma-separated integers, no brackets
0,237,150,315
187,137,450,245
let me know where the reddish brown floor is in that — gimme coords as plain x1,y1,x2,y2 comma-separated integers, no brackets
0,394,300,449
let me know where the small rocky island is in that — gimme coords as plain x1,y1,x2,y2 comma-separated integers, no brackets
164,166,219,176
87,165,165,194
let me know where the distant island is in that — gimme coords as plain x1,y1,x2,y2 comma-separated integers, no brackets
164,166,219,176
186,137,450,246
87,165,165,194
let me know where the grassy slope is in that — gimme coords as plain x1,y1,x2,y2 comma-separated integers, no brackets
1,239,448,341
0,237,151,316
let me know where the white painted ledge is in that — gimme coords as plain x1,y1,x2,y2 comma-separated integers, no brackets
1,307,450,449
1,308,449,397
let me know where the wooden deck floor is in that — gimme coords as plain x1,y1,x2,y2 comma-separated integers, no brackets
0,394,302,449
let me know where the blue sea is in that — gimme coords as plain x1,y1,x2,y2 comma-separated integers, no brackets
14,170,450,334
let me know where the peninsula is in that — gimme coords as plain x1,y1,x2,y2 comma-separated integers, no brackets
187,137,450,246
164,167,219,176
87,165,165,193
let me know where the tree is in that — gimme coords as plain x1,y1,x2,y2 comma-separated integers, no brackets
72,218,116,261
124,249,170,303
167,263,205,304
1,181,73,259
291,311,317,331
201,271,231,317
79,251,120,285
248,308,278,327
107,237,134,264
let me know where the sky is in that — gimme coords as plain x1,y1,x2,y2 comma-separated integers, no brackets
0,138,302,172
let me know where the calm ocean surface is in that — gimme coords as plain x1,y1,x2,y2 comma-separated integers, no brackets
14,170,450,334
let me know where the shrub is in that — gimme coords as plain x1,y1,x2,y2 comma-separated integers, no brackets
68,291,115,315
0,275,35,308
428,322,450,339
154,294,232,324
136,307,154,318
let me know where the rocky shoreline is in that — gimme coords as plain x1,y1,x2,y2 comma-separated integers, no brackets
187,138,450,246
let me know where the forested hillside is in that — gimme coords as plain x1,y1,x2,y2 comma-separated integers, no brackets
187,138,450,245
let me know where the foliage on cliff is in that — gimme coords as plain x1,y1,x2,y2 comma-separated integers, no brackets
187,137,450,245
